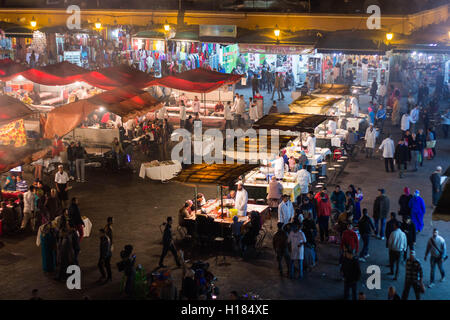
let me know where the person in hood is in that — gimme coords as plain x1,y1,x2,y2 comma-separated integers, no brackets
398,187,413,218
409,190,426,232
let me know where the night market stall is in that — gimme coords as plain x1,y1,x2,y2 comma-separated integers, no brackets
174,162,269,252
148,68,242,128
236,113,330,202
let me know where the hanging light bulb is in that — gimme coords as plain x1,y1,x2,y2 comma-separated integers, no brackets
30,17,37,28
95,19,102,30
274,25,280,38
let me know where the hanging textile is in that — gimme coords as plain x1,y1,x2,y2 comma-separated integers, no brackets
0,119,27,147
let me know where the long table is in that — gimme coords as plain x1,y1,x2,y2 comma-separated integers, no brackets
139,160,182,181
184,199,269,239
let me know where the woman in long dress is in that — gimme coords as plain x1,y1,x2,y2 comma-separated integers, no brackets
37,222,57,273
288,224,306,279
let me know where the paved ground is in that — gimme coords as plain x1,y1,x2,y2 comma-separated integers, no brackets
0,93,449,300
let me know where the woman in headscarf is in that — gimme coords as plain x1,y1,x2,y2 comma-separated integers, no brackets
45,188,62,221
287,223,306,279
68,197,85,242
409,190,426,232
36,221,57,273
398,187,413,218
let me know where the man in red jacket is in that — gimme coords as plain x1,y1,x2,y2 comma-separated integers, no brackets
341,223,359,254
316,190,331,242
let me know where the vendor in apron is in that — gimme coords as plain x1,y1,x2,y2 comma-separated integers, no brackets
54,165,70,208
272,152,285,180
235,182,248,216
303,133,316,156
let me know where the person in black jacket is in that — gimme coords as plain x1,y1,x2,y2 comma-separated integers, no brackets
74,142,86,182
98,228,112,282
68,197,85,242
430,166,443,207
341,244,361,300
401,216,416,261
409,133,420,172
358,208,375,261
159,217,181,268
398,187,413,218
273,222,290,276
385,212,400,249
416,129,426,167
66,141,76,180
394,139,410,178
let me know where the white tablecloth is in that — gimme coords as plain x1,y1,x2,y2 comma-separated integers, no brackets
83,217,92,237
139,161,182,181
331,137,342,147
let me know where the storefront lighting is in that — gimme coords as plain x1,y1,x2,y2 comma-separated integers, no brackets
164,21,170,32
95,19,102,30
99,106,105,112
30,17,37,28
386,33,393,41
274,26,280,38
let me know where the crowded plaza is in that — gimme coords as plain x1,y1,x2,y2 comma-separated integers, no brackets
0,0,449,304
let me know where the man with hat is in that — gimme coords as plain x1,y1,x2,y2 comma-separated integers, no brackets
373,188,390,240
430,166,443,208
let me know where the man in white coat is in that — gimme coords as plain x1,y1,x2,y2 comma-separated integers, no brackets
235,182,248,216
21,185,36,230
295,165,312,195
278,195,294,226
378,133,395,172
400,113,410,135
272,153,285,180
224,101,234,129
327,119,337,135
364,124,377,158
179,101,187,128
236,94,246,127
350,97,359,117
303,133,316,156
249,97,259,124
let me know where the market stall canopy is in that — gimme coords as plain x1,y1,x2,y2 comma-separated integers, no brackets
0,60,156,89
43,86,163,139
222,134,298,161
174,163,258,185
87,86,162,121
85,65,156,90
0,94,35,126
315,30,389,55
153,68,243,93
0,145,52,175
0,59,29,79
289,95,341,114
252,113,329,133
312,84,351,97
392,19,450,51
1,23,33,38
20,61,90,86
